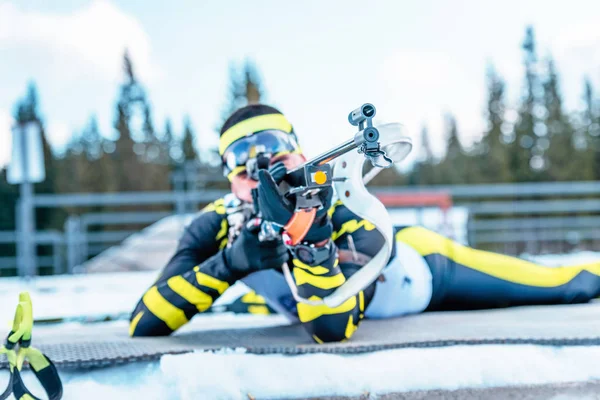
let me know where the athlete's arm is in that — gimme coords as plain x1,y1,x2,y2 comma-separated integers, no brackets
129,200,234,336
294,200,385,343
130,197,289,337
331,200,384,314
254,168,384,343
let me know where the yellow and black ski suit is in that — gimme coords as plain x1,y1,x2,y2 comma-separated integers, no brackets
130,197,600,342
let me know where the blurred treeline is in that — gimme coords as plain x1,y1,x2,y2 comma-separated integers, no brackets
1,26,599,236
371,26,599,186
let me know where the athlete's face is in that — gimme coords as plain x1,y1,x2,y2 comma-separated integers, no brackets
231,153,306,203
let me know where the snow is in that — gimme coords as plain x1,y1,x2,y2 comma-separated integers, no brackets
14,345,600,400
0,271,155,323
142,346,600,398
0,270,252,324
2,250,600,399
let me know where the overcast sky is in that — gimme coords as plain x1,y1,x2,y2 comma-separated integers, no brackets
1,0,599,171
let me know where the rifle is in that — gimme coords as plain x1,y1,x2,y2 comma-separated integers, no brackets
253,103,413,308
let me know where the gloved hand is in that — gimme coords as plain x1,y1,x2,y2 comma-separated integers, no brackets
223,220,289,278
267,161,288,184
256,167,333,243
250,162,287,214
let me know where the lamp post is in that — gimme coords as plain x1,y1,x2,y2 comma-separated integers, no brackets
8,121,45,277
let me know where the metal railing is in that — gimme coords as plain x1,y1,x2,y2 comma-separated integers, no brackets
375,181,600,253
373,181,600,198
2,180,599,277
0,230,63,274
64,211,176,273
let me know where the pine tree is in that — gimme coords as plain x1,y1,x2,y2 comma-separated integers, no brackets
436,114,467,184
478,65,511,182
55,120,109,233
114,51,137,149
112,100,138,192
82,115,104,161
242,58,264,104
216,59,266,133
142,104,160,164
447,114,465,183
421,125,435,162
80,116,108,193
109,50,170,192
161,118,175,164
217,64,245,133
409,125,437,185
581,79,600,179
181,117,199,163
544,57,582,181
123,49,137,86
59,142,81,194
511,26,544,182
445,114,462,162
163,119,174,147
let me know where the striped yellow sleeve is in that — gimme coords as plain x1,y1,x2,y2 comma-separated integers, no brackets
292,248,362,343
130,264,232,337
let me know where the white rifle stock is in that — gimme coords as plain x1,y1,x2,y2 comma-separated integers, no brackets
275,103,412,308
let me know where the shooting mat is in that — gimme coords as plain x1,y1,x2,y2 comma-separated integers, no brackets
3,301,600,370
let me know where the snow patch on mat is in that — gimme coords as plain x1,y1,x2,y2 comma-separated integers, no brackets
22,345,600,400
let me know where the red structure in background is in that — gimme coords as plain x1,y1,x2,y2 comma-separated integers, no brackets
374,191,454,237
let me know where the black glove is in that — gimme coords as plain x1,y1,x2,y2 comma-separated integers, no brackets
223,221,289,279
251,162,287,214
268,161,287,184
256,168,333,243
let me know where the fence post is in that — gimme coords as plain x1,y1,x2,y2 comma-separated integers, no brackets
79,219,89,267
175,191,186,215
52,237,61,275
65,215,81,274
172,169,187,215
15,200,22,275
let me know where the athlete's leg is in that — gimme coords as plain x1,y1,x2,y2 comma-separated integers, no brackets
396,226,600,311
364,239,433,318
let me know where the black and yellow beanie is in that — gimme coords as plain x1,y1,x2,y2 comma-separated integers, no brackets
218,104,297,157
